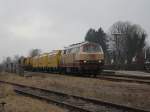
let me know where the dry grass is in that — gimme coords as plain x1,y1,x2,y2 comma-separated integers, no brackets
0,72,150,111
0,83,65,112
0,84,15,99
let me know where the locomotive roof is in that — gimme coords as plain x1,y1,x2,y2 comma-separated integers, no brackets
64,41,99,49
48,50,61,55
64,41,87,49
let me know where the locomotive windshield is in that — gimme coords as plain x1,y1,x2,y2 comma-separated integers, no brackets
83,43,102,53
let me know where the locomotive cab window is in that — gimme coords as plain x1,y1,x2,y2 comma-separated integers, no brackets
83,44,102,53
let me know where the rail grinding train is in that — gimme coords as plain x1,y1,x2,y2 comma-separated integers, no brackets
19,41,105,75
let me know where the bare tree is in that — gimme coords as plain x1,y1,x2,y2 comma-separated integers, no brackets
0,64,2,73
5,57,11,63
109,21,147,64
13,55,20,62
29,49,41,57
3,57,12,72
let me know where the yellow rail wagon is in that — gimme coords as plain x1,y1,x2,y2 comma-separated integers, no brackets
32,56,39,71
47,50,61,72
18,57,26,68
24,57,29,66
24,57,33,70
38,53,49,71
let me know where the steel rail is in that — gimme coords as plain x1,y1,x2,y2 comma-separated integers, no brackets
97,75,150,85
101,71,150,80
24,71,150,85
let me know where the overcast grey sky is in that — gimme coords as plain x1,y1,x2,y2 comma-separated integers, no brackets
0,0,150,62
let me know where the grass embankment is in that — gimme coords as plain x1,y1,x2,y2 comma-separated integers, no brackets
0,83,65,112
0,72,150,111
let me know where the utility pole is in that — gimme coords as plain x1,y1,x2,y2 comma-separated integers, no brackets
112,33,126,66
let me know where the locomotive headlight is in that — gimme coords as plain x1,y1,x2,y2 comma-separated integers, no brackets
84,60,87,63
99,60,102,63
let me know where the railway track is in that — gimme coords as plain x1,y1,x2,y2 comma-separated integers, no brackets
102,71,150,80
0,80,149,112
24,71,150,85
98,72,150,85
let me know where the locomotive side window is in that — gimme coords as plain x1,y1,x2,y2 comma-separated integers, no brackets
65,47,80,54
70,47,80,53
75,47,80,53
